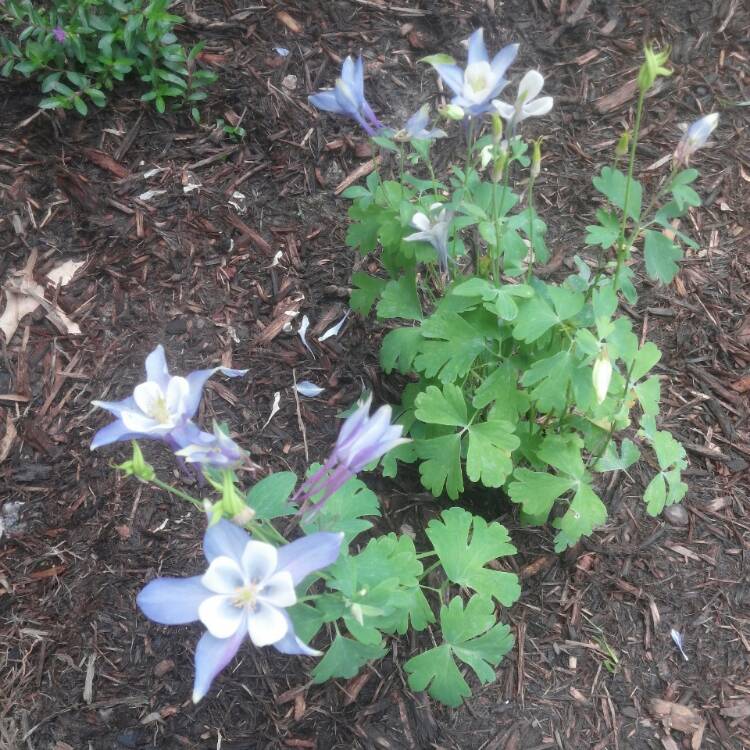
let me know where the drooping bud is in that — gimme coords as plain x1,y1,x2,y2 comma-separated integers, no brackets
491,113,503,144
480,144,494,169
231,506,256,527
615,131,630,157
530,139,542,179
638,44,671,92
438,103,466,121
592,348,613,404
673,113,719,167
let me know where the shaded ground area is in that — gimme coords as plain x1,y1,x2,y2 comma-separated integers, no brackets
1,1,749,748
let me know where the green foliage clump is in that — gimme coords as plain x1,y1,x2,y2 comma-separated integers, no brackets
0,0,216,115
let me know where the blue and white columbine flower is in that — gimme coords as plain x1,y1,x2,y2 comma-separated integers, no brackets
175,421,247,469
492,70,553,133
394,105,447,142
674,113,719,166
404,204,454,273
137,520,343,702
294,395,408,515
432,29,518,117
309,56,383,135
90,345,247,450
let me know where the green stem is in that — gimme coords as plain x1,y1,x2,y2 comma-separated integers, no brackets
149,476,203,510
419,560,442,580
614,87,645,283
426,154,440,202
525,174,537,283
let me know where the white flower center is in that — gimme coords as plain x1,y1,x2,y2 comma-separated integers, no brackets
146,394,171,424
463,62,492,102
233,582,260,609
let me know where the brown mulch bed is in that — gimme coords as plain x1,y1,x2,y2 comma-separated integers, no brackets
1,1,749,748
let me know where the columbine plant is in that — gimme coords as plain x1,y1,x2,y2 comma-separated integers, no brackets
97,348,520,707
312,34,709,552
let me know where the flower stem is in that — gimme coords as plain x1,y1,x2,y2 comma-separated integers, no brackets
149,476,203,510
614,87,645,285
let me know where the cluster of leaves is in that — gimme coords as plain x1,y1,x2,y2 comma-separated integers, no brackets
0,0,216,115
345,115,693,551
237,466,520,706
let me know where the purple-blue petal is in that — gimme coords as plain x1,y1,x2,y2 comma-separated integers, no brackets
434,63,464,97
137,576,209,624
405,107,429,137
272,612,320,656
491,43,519,80
183,366,247,419
352,56,366,103
192,625,247,702
203,520,251,564
90,418,142,450
467,28,488,66
276,532,343,585
361,99,382,130
144,345,170,389
309,90,346,114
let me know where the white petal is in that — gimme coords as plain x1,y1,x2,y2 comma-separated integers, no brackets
199,594,244,639
523,96,553,118
119,410,165,434
132,381,164,415
404,231,431,244
240,541,278,583
410,212,431,232
246,601,289,647
202,555,245,593
259,571,296,608
492,99,515,120
298,315,314,357
165,376,190,416
518,70,545,103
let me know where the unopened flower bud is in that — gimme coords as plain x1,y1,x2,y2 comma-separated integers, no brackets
117,441,155,482
350,602,365,626
673,112,719,167
438,103,465,121
530,139,542,179
615,131,630,157
592,348,613,404
480,144,494,169
491,113,503,144
491,146,508,183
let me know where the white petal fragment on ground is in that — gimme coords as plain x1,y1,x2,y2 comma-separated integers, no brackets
1,253,83,342
318,310,351,342
262,392,281,429
295,380,325,398
270,250,284,268
298,315,315,356
47,260,85,286
228,191,247,213
138,189,167,201
670,628,689,662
